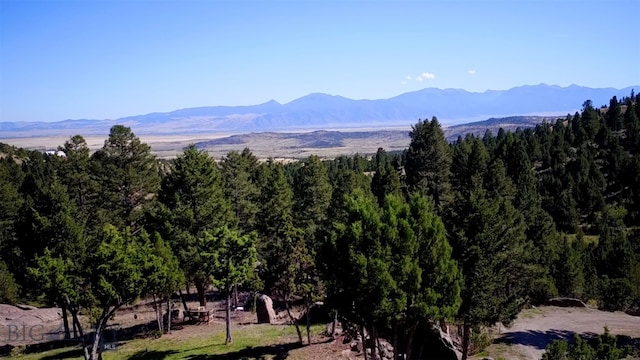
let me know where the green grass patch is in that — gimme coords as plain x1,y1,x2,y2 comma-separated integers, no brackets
13,324,323,360
564,233,599,244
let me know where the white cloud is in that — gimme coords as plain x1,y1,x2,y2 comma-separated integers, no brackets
406,75,412,80
417,72,435,81
422,72,435,79
467,69,476,75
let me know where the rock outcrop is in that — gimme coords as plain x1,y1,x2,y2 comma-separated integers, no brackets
255,295,276,324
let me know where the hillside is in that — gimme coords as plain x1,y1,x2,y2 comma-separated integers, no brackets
0,84,635,138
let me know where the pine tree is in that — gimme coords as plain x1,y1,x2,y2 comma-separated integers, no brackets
206,227,257,344
552,237,585,298
159,144,233,306
0,157,24,273
58,135,94,213
92,125,160,230
322,191,461,360
404,116,452,212
0,261,18,304
256,160,296,295
371,148,402,205
447,172,527,360
293,155,332,243
144,232,185,334
222,148,260,235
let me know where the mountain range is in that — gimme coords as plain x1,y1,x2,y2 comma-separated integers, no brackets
1,84,636,138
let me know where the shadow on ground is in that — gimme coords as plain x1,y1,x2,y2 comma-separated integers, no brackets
184,342,304,360
128,349,180,359
495,329,598,350
0,320,177,358
39,347,85,360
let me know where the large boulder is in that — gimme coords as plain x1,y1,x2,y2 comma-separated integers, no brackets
410,322,461,360
256,294,276,324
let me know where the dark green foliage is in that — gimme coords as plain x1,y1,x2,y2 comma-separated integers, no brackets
204,226,258,344
255,160,296,294
0,261,19,304
542,329,630,360
158,144,233,306
222,148,260,234
404,116,452,211
552,237,585,298
322,191,461,359
92,125,160,229
293,155,332,242
0,157,24,271
371,148,402,205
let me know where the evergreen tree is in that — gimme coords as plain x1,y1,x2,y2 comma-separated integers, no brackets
605,96,624,132
404,116,452,212
322,191,462,360
159,144,233,306
447,173,527,360
552,237,585,298
371,148,402,205
221,148,260,235
293,155,332,243
92,125,160,230
206,227,258,344
0,157,24,273
144,232,185,334
58,135,95,214
0,261,19,304
256,160,296,295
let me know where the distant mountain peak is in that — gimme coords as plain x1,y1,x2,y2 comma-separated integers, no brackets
1,84,637,138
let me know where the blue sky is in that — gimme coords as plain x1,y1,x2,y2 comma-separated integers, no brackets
1,0,639,122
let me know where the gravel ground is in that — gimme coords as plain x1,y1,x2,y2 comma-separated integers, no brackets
483,306,640,360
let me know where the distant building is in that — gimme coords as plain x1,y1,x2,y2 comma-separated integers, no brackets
44,150,67,157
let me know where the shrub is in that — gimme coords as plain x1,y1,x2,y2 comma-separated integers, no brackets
529,277,558,305
541,328,630,360
0,261,19,304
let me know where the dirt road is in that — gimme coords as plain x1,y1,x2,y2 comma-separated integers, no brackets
483,306,640,360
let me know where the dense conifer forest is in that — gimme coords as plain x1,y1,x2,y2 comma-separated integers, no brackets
1,93,639,360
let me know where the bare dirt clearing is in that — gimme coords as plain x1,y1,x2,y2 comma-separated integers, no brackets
4,301,640,359
482,306,640,360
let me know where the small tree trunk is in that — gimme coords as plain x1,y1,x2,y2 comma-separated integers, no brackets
89,311,108,360
61,304,71,340
377,329,385,360
392,321,398,360
361,325,368,360
233,284,239,309
71,309,83,338
330,310,338,339
285,299,303,344
195,281,206,307
72,316,78,339
461,322,471,360
166,298,172,334
225,292,232,344
178,289,189,312
405,326,416,360
305,298,311,345
252,292,257,313
153,294,162,333
370,326,377,360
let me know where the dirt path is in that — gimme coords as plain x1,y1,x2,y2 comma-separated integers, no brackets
483,306,640,360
